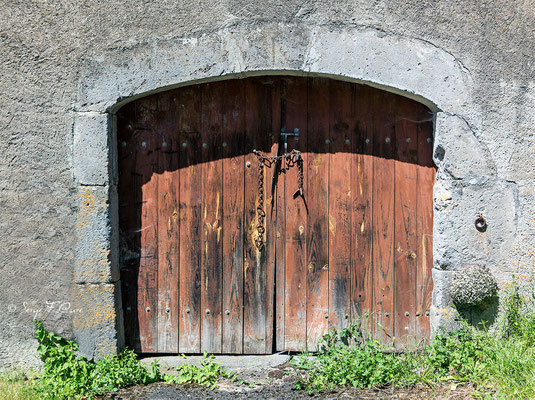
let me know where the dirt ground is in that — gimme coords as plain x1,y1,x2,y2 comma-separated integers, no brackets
98,362,478,399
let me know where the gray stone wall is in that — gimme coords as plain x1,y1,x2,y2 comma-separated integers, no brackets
1,1,534,367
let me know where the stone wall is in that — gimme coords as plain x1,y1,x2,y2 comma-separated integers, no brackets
1,0,534,367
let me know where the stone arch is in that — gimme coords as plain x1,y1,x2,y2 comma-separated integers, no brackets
71,22,476,359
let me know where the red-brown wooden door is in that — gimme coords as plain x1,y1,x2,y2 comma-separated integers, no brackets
118,76,435,354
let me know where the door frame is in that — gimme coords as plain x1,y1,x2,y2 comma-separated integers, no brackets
71,22,475,359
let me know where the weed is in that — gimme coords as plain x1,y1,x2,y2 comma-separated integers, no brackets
164,353,233,389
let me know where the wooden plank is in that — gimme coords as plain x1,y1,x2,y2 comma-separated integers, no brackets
416,107,435,341
327,79,353,334
135,96,159,352
265,77,281,353
243,77,272,353
178,86,203,353
117,102,140,350
156,92,180,353
200,82,224,353
283,76,308,351
305,77,330,349
275,78,287,352
393,97,419,348
371,90,396,343
221,80,245,354
351,84,374,338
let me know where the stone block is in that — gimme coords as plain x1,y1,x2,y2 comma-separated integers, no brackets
73,112,114,186
72,282,122,360
74,185,119,284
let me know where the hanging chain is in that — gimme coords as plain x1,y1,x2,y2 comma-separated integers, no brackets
252,149,303,250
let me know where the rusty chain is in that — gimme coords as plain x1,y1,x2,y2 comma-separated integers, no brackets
252,149,304,250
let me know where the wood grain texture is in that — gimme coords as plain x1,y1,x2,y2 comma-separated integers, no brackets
221,80,245,354
328,79,353,334
371,90,395,342
352,84,374,336
243,77,270,353
416,110,435,341
200,82,224,353
156,92,180,353
305,77,330,349
283,76,308,351
135,96,159,352
177,86,202,353
393,97,419,347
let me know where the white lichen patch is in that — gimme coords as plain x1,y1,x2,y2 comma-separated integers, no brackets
450,264,498,306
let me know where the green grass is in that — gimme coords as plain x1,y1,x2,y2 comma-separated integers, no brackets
291,282,535,399
0,370,41,400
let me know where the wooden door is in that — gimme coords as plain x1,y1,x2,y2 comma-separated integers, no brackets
117,76,435,354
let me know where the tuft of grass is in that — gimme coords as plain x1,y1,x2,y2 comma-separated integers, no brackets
0,369,40,400
163,353,234,389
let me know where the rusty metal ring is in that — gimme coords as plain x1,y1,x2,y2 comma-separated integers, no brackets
475,213,487,232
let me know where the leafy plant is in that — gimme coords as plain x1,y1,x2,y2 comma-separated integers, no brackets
164,353,234,389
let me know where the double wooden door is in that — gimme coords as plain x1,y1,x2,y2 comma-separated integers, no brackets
118,76,435,354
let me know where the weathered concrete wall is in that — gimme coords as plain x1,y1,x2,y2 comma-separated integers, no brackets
1,0,534,367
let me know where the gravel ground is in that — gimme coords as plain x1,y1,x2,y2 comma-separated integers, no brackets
98,362,478,399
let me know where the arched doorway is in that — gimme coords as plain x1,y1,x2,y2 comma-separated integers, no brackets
117,76,435,354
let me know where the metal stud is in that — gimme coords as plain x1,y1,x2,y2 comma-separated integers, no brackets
206,309,210,315
385,137,391,143
324,313,329,319
365,138,370,144
141,141,147,147
406,138,411,143
202,142,207,148
126,306,131,311
325,139,330,145
182,142,187,148
222,141,227,147
345,139,350,144
166,307,170,313
185,308,190,314
425,311,430,316
246,161,251,168
121,141,127,147
162,141,167,148
146,307,150,312
405,311,409,317
345,314,349,319
427,137,432,143
225,310,230,315
385,312,390,317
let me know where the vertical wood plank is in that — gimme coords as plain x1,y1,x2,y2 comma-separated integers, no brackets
416,107,435,341
135,96,159,352
306,77,330,349
352,84,374,337
117,102,140,350
275,78,286,351
328,79,353,334
243,77,271,353
393,97,419,348
200,82,224,353
283,76,308,351
156,92,180,353
178,86,203,353
372,90,396,342
265,77,281,353
222,80,245,354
